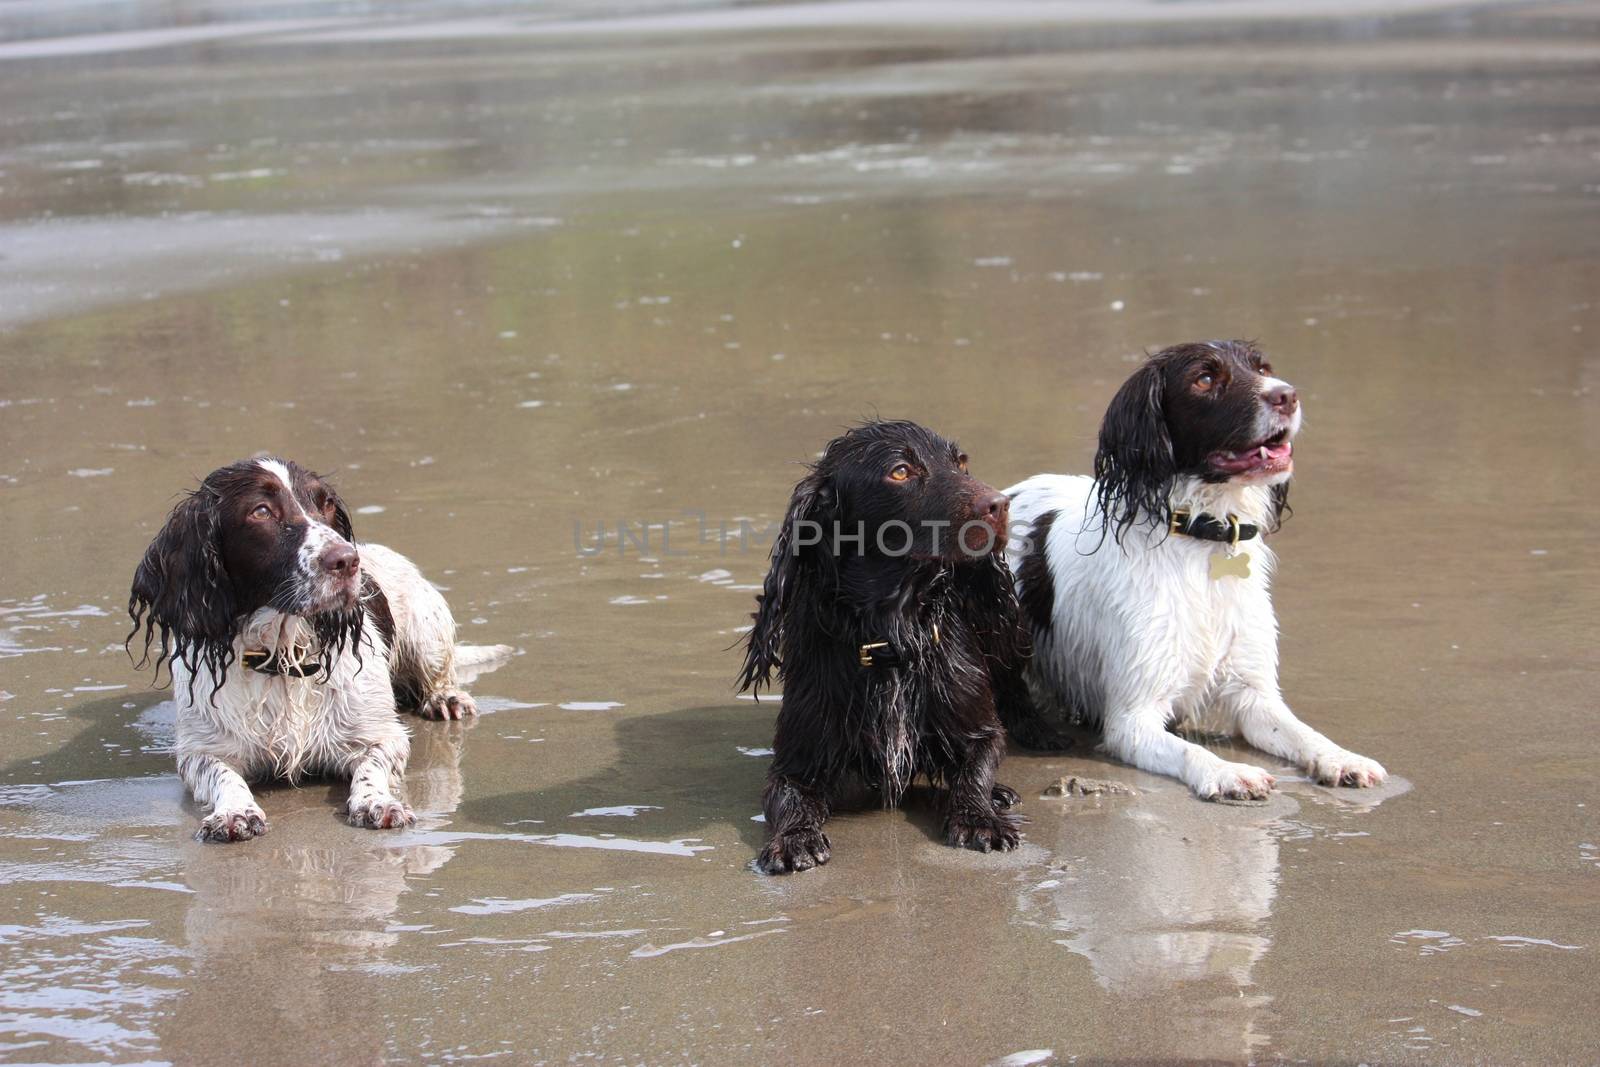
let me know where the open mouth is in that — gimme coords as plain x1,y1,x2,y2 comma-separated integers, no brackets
1208,428,1293,478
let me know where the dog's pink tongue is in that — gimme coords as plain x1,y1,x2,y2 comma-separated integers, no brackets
1211,440,1292,473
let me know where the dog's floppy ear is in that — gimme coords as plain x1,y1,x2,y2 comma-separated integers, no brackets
737,467,835,695
127,488,238,691
1093,359,1174,544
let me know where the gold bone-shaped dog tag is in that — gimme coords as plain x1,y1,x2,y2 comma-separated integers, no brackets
1210,551,1251,581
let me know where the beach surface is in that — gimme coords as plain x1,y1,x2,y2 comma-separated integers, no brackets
1,2,1596,1062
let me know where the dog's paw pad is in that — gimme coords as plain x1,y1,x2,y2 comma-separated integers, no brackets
756,829,831,875
946,813,1021,854
348,799,415,830
197,808,267,843
1198,762,1276,802
1312,752,1387,789
991,783,1021,811
419,690,477,721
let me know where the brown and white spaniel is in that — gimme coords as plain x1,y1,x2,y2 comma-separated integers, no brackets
128,456,508,842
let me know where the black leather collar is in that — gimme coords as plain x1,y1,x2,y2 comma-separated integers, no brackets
241,645,323,677
1169,508,1259,546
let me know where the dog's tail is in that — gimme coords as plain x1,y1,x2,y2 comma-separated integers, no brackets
455,643,515,669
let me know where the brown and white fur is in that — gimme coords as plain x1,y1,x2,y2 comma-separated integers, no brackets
128,456,506,842
1005,342,1387,800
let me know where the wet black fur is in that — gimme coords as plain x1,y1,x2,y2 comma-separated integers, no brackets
127,457,364,703
738,421,1036,874
1094,340,1290,544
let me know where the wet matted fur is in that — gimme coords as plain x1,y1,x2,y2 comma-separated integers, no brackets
128,456,502,842
1005,342,1387,799
738,421,1037,874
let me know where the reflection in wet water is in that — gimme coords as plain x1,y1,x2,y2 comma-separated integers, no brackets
2,0,1599,1062
1016,775,1412,1060
1032,799,1282,995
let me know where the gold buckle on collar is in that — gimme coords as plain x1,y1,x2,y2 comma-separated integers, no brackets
1169,507,1191,535
241,649,271,670
1228,514,1242,548
859,625,939,668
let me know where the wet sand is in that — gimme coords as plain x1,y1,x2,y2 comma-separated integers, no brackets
2,2,1597,1063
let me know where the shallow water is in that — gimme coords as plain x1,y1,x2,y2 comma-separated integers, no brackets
1,1,1597,1063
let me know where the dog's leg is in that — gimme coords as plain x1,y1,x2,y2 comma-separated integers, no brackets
1219,682,1386,788
371,553,478,721
1217,628,1387,787
944,725,1021,852
180,753,267,843
994,658,1074,753
758,772,833,874
1103,704,1277,800
404,630,475,721
344,734,416,830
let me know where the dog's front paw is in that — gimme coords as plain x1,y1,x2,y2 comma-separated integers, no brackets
756,828,831,875
1310,751,1387,788
991,783,1021,811
419,689,477,721
197,806,267,843
946,811,1020,853
348,798,415,830
1195,761,1276,802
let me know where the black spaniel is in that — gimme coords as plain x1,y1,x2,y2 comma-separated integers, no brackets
738,421,1037,874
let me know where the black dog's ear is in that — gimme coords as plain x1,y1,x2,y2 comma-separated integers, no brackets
127,489,238,691
737,468,835,695
1093,359,1174,544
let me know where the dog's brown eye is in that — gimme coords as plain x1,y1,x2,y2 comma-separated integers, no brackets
1259,363,1273,376
889,464,913,483
957,454,970,473
1195,372,1215,390
251,503,273,520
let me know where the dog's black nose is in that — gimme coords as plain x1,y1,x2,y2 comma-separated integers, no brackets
1264,383,1298,414
978,492,1009,523
319,542,359,576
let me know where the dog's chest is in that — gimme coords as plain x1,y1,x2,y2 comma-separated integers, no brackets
222,675,353,771
1158,543,1270,685
862,672,919,792
178,641,395,777
854,631,981,788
